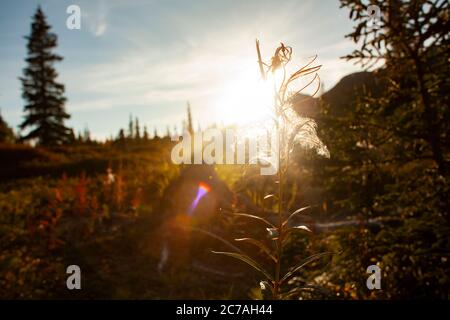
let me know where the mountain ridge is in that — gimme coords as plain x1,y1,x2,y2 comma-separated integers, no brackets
292,71,384,117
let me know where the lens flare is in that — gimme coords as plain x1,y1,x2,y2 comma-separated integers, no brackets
188,182,211,215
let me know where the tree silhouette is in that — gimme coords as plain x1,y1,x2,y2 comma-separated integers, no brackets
135,117,141,140
0,110,15,143
128,114,134,139
308,0,450,299
341,0,449,175
118,128,125,141
186,101,194,135
83,126,91,143
19,6,71,146
143,126,149,141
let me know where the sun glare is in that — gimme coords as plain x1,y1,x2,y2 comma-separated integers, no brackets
213,64,275,126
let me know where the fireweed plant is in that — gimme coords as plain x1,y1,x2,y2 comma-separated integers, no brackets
213,40,332,299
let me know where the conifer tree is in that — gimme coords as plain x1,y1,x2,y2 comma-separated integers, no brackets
19,7,71,146
0,111,15,143
128,114,134,139
135,117,141,140
143,126,149,141
186,102,194,135
118,128,125,142
83,126,91,143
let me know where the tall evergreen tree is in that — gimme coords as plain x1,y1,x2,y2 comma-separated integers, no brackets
83,126,91,143
128,114,134,139
0,110,15,143
186,102,194,135
134,117,141,139
19,7,71,146
117,128,126,141
116,128,126,147
143,126,149,141
68,128,75,144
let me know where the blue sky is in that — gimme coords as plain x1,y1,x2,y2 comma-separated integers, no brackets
0,0,362,139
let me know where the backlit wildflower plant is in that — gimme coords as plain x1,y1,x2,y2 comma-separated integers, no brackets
213,40,332,300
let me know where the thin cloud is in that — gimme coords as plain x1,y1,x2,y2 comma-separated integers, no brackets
83,0,108,37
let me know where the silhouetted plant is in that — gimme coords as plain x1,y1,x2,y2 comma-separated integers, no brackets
19,7,71,146
213,40,332,299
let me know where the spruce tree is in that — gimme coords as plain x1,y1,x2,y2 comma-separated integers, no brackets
186,102,194,135
118,128,126,141
83,126,91,143
0,110,15,143
19,7,71,146
134,117,141,139
116,128,126,147
128,114,134,139
143,126,149,141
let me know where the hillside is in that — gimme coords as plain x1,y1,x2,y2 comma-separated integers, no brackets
292,71,384,117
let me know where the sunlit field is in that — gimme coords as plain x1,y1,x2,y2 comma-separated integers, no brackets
0,0,449,302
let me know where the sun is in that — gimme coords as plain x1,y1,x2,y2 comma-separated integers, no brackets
213,64,274,126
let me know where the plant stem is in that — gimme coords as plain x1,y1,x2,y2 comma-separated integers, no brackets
273,82,284,300
274,123,282,299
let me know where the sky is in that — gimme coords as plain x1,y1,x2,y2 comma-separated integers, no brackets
0,0,363,140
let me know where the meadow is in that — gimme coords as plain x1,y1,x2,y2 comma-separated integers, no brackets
2,131,445,300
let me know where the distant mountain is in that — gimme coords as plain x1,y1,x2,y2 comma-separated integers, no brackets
321,71,384,116
290,93,318,117
292,71,384,117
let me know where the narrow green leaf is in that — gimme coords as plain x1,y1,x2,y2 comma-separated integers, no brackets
280,252,334,283
282,225,312,246
292,225,312,232
235,238,277,263
212,251,274,281
283,206,311,228
234,213,276,229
